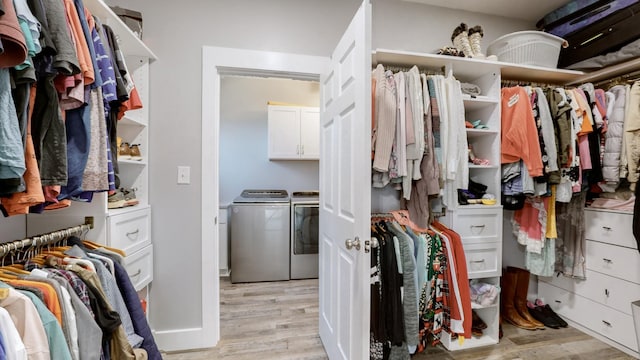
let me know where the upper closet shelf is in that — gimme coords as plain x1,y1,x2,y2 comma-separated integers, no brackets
84,0,157,60
373,49,584,84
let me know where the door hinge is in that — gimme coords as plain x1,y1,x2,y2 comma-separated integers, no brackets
214,216,217,225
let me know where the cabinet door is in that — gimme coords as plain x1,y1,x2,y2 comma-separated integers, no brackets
300,107,320,159
268,106,301,159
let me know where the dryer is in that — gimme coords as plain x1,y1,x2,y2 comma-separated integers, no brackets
290,191,319,279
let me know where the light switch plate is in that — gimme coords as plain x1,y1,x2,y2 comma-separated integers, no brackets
177,166,190,184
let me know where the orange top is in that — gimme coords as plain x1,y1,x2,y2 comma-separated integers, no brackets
63,0,94,85
501,87,543,177
5,279,63,325
571,89,594,136
117,86,144,120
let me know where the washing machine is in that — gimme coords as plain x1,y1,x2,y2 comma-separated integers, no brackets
290,191,319,279
230,189,290,283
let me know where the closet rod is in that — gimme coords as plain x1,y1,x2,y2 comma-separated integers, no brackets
376,63,445,75
567,57,640,85
0,217,94,257
592,68,640,88
500,79,563,88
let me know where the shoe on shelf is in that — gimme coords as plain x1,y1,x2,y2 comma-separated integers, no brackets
121,188,139,207
119,142,132,160
129,144,142,161
108,190,126,209
472,310,487,330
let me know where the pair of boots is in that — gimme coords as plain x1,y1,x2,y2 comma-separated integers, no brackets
451,23,497,60
501,266,545,330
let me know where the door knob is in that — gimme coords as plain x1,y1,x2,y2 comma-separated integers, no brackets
345,237,361,251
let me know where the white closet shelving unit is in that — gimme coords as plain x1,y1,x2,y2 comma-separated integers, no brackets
372,49,584,351
26,0,157,296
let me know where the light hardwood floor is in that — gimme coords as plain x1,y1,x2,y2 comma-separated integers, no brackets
162,278,636,360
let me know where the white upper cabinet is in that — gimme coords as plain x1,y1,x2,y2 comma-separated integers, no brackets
268,105,320,160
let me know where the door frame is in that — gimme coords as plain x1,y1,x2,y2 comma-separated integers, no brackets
200,46,329,349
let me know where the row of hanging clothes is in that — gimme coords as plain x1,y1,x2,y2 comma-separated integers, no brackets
0,0,142,216
368,210,497,360
371,64,469,225
501,77,639,279
0,224,161,360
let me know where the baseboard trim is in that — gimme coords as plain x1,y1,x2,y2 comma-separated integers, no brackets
563,318,639,359
153,327,217,352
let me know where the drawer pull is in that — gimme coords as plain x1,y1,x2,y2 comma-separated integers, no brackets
470,259,486,263
126,229,140,239
602,226,612,231
602,320,612,327
128,269,142,277
602,258,613,264
555,300,562,304
605,289,610,297
470,224,486,228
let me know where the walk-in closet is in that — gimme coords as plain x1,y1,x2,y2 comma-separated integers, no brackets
3,0,640,359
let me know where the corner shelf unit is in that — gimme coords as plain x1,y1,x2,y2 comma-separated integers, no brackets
24,0,157,308
372,49,585,351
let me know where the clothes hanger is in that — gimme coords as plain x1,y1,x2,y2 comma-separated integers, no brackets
389,209,432,234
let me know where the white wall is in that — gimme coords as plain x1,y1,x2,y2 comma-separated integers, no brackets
105,0,532,344
219,76,320,205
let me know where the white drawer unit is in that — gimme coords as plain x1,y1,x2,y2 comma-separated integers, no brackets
539,281,638,352
452,208,501,244
463,242,501,279
124,244,154,291
584,209,636,249
586,239,640,285
541,269,640,316
107,206,151,255
538,209,640,357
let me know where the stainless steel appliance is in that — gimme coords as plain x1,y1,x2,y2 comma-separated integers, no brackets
290,191,319,279
230,189,290,283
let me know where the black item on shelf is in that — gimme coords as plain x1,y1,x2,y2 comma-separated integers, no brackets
502,193,525,211
555,1,640,68
468,179,487,198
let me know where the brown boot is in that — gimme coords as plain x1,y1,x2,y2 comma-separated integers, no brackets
509,267,546,330
501,270,538,330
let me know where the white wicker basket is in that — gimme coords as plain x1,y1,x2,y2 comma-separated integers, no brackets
486,31,568,68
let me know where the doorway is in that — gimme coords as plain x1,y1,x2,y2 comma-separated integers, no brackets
200,46,328,349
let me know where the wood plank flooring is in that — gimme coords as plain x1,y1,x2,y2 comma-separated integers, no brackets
162,278,636,359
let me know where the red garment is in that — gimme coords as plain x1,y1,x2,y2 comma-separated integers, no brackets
0,0,27,67
432,222,472,339
117,87,143,120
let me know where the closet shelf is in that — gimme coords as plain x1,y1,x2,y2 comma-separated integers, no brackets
108,204,150,217
441,332,499,350
119,115,147,127
119,159,147,166
468,164,499,169
372,49,584,84
463,96,498,111
471,302,498,310
83,0,157,60
466,129,498,138
457,204,502,210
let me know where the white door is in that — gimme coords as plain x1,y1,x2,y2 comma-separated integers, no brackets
300,107,320,159
319,1,371,359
